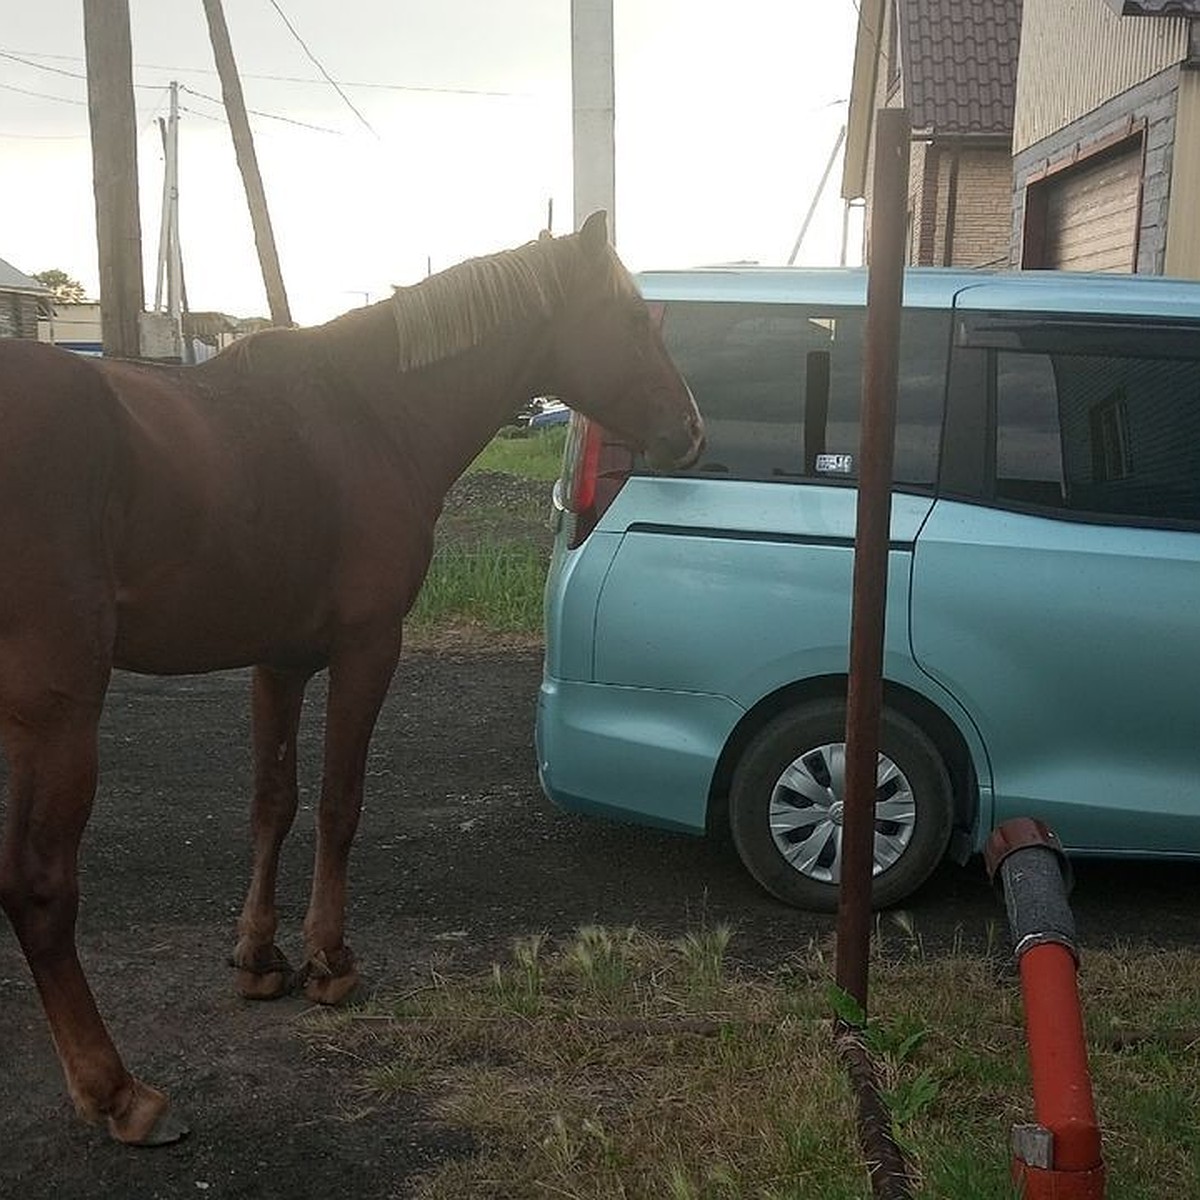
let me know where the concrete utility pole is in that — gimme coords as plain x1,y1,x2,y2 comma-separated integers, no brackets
154,82,186,358
83,0,145,358
571,0,616,239
201,0,292,326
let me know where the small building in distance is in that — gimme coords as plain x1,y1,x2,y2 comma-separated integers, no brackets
0,256,51,339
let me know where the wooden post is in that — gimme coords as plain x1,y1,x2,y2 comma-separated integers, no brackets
83,0,144,359
201,0,292,326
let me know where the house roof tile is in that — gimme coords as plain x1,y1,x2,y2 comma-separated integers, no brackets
898,0,1023,136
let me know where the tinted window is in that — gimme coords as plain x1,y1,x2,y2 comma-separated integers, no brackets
661,302,949,486
968,315,1200,524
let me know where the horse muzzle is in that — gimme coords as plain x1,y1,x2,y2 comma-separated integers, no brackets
645,410,706,472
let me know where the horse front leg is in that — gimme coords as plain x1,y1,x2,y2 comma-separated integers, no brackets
0,674,186,1146
231,664,312,999
300,629,401,1005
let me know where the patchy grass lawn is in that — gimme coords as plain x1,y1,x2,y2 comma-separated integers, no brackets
469,426,569,481
408,430,567,633
305,924,1200,1199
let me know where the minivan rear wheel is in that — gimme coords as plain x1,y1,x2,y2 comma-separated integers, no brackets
728,699,953,911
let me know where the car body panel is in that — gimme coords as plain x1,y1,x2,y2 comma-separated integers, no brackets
590,481,929,699
535,676,745,834
911,499,1200,855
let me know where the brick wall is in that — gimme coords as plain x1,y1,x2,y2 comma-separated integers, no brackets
907,142,1013,267
948,149,1014,267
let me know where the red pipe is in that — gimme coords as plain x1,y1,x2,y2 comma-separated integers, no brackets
1015,942,1105,1197
984,818,1105,1199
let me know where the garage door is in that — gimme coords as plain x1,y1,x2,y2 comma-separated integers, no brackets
1041,145,1142,272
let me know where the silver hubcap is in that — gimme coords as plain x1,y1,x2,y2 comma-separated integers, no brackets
767,742,917,884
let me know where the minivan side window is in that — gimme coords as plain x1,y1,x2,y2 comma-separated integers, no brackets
661,303,950,487
958,314,1200,525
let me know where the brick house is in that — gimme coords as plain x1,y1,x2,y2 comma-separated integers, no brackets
0,256,49,339
843,0,1023,268
1013,0,1200,276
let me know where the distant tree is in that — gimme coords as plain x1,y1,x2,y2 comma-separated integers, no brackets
33,269,87,304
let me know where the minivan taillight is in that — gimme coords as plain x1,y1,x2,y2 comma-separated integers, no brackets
556,415,634,549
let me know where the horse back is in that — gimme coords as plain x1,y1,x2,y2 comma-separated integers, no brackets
0,339,122,560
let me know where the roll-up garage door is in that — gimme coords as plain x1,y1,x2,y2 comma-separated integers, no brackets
1041,145,1142,272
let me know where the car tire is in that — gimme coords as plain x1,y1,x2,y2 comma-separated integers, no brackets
728,698,953,912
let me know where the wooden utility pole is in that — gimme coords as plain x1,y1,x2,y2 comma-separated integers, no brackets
201,0,292,326
83,0,144,358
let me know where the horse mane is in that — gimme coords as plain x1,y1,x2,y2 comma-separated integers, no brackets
214,228,638,378
388,231,637,372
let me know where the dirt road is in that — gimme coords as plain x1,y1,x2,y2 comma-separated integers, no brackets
2,643,1196,1199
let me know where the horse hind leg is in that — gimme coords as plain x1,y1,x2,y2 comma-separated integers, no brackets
231,664,311,999
0,644,186,1146
301,629,402,1005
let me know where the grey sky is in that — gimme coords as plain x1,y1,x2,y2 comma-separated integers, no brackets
1,1,858,322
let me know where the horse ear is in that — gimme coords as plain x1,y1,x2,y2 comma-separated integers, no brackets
579,210,609,256
538,229,553,242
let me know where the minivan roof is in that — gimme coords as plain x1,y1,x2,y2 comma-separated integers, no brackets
636,266,1200,321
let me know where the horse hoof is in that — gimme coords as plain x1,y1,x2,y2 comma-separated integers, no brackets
303,969,360,1006
108,1080,189,1147
232,943,294,1000
236,968,293,1000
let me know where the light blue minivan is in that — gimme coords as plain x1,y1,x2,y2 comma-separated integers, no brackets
535,267,1200,910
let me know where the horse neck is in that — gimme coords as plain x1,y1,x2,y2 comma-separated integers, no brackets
319,302,553,501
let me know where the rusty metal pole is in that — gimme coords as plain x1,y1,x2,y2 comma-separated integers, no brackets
836,105,911,1011
834,107,913,1200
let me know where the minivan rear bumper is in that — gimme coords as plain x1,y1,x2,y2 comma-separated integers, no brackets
535,675,745,835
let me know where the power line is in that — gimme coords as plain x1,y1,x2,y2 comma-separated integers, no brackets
0,52,343,135
178,104,225,124
0,47,162,90
265,0,380,138
180,84,343,134
0,80,87,105
1,45,523,97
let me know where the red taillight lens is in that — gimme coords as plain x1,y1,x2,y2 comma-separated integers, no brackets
558,415,633,549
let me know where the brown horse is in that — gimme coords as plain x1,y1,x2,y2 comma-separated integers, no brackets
0,212,703,1145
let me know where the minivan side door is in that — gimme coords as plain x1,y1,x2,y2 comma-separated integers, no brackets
910,302,1200,854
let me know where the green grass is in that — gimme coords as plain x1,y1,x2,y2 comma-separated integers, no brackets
407,541,549,632
407,430,566,634
468,426,569,481
305,927,1200,1199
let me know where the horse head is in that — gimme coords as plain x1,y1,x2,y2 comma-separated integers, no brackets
547,212,705,471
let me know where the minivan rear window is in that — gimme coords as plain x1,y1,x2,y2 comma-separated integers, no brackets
660,302,950,487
